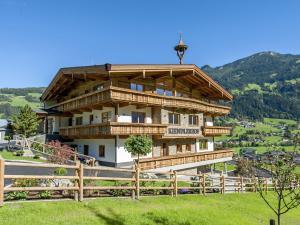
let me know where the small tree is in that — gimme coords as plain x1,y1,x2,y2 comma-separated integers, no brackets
257,135,300,225
12,105,40,138
124,135,152,167
47,140,74,165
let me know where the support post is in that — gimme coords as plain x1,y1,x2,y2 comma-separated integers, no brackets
0,157,4,207
174,171,178,197
136,166,140,200
79,163,84,202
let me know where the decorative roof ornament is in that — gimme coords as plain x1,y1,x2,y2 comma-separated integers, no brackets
174,33,188,64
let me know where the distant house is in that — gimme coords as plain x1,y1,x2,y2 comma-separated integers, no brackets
0,119,8,141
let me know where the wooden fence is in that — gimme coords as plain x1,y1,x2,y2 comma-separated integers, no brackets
0,157,299,206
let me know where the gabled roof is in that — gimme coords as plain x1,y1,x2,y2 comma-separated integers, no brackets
41,64,233,101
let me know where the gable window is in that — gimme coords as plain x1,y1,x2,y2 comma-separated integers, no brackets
132,112,145,123
75,117,83,126
189,115,198,126
130,83,143,92
99,145,105,157
102,111,112,123
168,113,180,125
93,84,104,91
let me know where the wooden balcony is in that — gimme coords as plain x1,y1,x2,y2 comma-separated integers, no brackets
51,86,231,116
138,149,233,170
202,126,231,136
59,122,167,138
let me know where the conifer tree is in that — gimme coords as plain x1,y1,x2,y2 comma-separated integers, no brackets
13,105,40,138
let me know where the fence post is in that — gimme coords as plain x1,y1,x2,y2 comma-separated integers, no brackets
170,170,174,197
221,175,225,194
0,156,4,207
74,161,80,201
240,177,243,193
131,165,136,199
135,166,140,200
202,174,206,196
79,163,84,202
265,178,268,193
198,172,202,194
174,171,178,197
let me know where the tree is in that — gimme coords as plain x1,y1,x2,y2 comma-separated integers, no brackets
236,158,255,177
124,135,152,167
47,140,74,165
4,120,14,150
257,135,300,225
12,105,40,138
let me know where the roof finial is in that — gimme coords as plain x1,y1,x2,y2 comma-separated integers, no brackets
174,33,188,64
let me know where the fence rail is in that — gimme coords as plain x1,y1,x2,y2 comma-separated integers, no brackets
0,157,299,206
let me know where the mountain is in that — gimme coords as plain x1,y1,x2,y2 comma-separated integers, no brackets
0,87,44,119
202,51,300,120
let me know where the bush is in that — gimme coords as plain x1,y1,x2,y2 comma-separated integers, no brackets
6,191,28,200
39,190,52,199
53,167,68,176
13,150,24,156
32,142,43,152
33,154,41,159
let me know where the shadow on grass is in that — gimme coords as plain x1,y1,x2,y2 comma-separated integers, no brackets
85,204,125,225
143,212,191,225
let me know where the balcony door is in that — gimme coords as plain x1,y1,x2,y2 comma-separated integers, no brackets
83,145,89,156
161,143,168,157
132,112,145,123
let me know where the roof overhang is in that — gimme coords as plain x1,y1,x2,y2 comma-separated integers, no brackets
41,64,233,101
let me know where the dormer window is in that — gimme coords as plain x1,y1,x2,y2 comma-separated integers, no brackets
130,83,143,92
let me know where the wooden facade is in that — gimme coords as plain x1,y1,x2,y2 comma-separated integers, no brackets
202,126,231,136
138,149,233,170
60,122,167,138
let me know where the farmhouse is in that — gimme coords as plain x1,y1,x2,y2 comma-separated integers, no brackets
38,39,233,171
38,62,233,171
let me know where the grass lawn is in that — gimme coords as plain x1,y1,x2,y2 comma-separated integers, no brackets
214,162,236,171
10,96,41,108
263,118,298,126
1,193,299,225
0,150,45,162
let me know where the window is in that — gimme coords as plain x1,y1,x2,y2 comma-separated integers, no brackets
168,113,180,125
102,111,112,123
99,145,105,157
75,117,83,126
186,144,192,152
68,118,73,126
176,144,182,153
176,92,183,97
189,115,198,126
89,115,94,124
130,83,143,92
93,84,104,91
132,112,145,123
199,140,208,150
156,87,173,96
83,145,89,155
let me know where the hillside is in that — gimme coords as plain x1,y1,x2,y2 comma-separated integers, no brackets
202,51,300,120
0,87,44,119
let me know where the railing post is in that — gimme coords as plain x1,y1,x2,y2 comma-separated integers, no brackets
0,156,4,207
135,166,140,200
74,161,80,201
79,163,84,202
174,171,178,197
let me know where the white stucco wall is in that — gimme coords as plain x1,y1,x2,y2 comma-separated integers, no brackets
73,139,116,162
118,105,152,123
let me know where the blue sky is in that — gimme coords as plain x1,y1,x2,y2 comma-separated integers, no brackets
0,0,300,88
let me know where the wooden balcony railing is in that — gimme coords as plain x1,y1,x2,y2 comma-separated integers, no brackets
50,86,231,115
138,149,233,170
202,126,231,136
59,122,167,138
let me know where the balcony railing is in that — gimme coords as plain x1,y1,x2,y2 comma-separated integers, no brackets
202,126,231,136
138,149,233,170
59,122,167,138
50,86,231,115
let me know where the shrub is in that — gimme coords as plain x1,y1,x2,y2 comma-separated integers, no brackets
13,150,24,156
33,154,41,159
39,190,52,199
53,167,68,176
6,191,28,200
